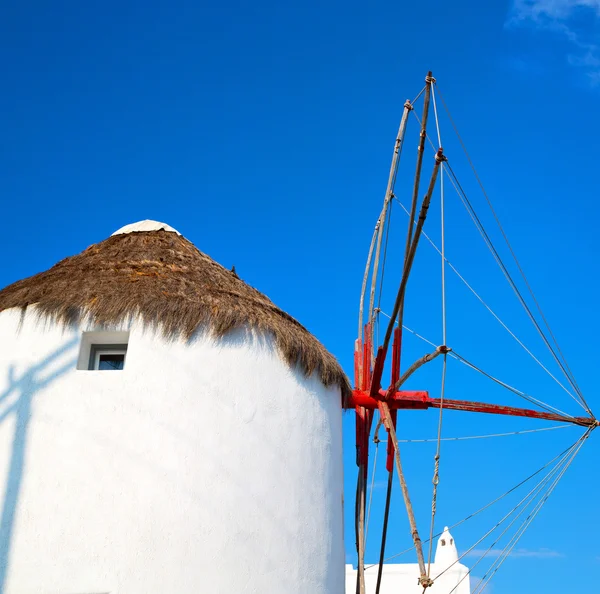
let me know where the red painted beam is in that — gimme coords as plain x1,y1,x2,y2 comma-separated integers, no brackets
347,389,597,428
349,390,430,409
429,397,596,428
386,326,402,471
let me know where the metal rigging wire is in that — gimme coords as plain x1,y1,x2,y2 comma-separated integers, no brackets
446,428,590,594
409,106,591,415
365,432,587,569
426,79,446,581
391,424,572,443
470,432,588,594
443,161,590,414
379,311,572,419
436,87,589,414
371,75,441,593
433,428,588,589
393,196,581,405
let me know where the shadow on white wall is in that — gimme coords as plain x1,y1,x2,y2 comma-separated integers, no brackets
0,337,78,593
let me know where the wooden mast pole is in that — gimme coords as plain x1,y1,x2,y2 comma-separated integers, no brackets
355,72,436,593
356,72,439,593
374,73,435,594
367,100,413,339
355,98,413,594
404,72,434,259
377,147,444,589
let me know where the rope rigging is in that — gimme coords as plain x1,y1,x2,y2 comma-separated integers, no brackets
450,351,574,418
470,432,588,594
393,196,582,404
443,431,583,577
445,428,590,594
403,77,432,278
437,87,590,415
444,160,590,415
426,98,446,579
365,432,588,569
409,103,590,415
380,312,573,419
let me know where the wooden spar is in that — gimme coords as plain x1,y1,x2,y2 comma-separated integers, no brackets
373,84,436,589
428,398,597,427
375,326,402,594
404,73,433,260
348,389,598,428
357,218,381,343
360,91,443,592
378,401,432,587
390,76,434,361
354,324,373,594
381,148,446,355
367,101,413,336
388,346,448,396
375,473,393,594
355,470,367,594
359,99,412,357
395,74,433,357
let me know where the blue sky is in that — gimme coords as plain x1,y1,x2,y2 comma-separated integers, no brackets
1,1,599,592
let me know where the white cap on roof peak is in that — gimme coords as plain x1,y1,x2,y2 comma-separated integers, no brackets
111,220,181,236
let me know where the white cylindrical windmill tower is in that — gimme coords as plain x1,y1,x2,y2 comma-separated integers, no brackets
0,221,349,593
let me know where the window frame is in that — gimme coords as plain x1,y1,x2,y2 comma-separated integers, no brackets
88,344,128,371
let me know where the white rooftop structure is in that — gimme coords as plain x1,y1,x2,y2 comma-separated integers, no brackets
346,527,470,594
111,219,181,235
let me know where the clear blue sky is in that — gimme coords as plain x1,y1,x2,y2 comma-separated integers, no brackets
1,1,599,592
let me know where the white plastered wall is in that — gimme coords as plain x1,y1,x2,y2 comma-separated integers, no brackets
0,307,345,594
345,562,471,594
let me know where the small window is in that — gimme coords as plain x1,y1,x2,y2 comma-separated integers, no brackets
77,331,129,371
441,539,446,546
89,344,127,371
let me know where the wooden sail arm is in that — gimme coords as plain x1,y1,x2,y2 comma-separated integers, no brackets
348,389,597,428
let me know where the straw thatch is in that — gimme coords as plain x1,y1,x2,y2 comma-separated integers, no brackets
0,229,350,398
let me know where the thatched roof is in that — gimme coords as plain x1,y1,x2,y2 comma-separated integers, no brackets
0,221,350,398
